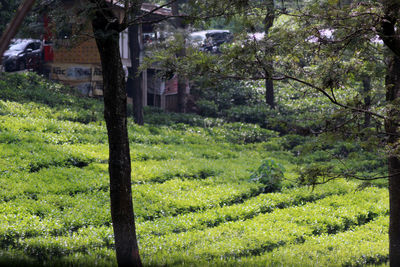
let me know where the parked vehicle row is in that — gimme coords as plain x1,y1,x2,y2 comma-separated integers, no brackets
1,30,233,73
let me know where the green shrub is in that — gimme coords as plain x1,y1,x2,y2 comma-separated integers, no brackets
211,123,278,144
196,100,219,117
223,104,269,124
191,79,263,112
282,134,308,150
250,159,285,192
143,106,225,127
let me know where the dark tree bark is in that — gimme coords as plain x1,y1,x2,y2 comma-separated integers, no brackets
264,0,275,109
362,76,371,128
380,2,400,265
386,55,400,267
171,0,187,113
91,2,142,266
380,1,400,59
127,23,144,125
265,78,274,109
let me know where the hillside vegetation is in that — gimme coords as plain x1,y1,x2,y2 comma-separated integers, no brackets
0,72,389,266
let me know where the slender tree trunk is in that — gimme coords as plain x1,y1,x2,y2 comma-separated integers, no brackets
128,24,144,125
171,0,187,113
177,71,187,113
264,0,275,109
386,55,400,267
265,77,274,109
91,5,142,267
362,76,371,128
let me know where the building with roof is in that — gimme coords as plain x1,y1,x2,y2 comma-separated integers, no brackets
43,2,183,111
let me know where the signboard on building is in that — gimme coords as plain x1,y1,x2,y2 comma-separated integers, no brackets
48,63,103,96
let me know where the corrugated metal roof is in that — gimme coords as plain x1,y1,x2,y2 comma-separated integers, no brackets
140,2,172,16
105,1,173,16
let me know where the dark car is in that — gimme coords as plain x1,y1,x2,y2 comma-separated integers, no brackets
189,30,233,53
2,39,42,72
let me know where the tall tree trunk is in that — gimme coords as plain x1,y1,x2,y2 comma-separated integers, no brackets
362,75,371,128
379,2,400,265
176,67,187,113
171,0,187,113
128,24,144,125
264,0,275,109
91,5,142,267
386,55,400,267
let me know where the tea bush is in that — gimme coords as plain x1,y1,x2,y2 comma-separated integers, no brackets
0,73,390,266
230,216,388,266
137,180,356,237
140,187,388,265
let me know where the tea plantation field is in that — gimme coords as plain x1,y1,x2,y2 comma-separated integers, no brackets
0,73,389,266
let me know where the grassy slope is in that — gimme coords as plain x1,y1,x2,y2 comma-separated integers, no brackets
0,73,389,266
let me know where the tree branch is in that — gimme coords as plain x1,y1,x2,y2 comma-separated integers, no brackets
281,74,387,121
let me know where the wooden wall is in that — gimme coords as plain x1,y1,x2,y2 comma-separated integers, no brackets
165,94,178,112
53,39,101,64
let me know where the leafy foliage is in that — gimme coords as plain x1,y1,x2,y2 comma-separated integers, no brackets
250,159,285,192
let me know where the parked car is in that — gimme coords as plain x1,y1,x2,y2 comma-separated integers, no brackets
189,30,233,53
2,39,43,72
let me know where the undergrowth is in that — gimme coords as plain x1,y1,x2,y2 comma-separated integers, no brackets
0,73,389,266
